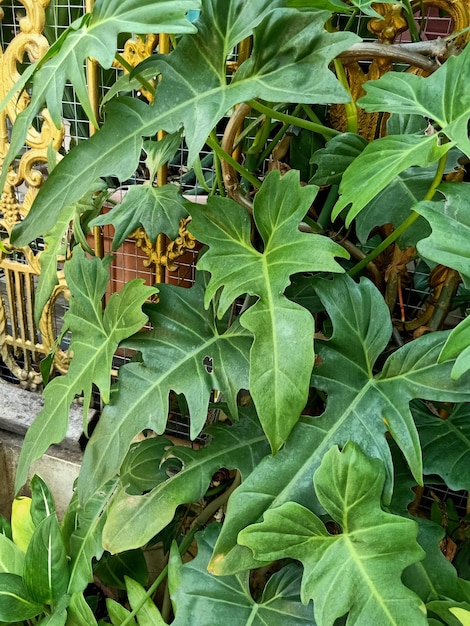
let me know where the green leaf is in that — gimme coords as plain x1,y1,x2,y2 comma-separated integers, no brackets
66,592,98,626
30,475,56,526
78,273,252,505
288,0,401,16
106,598,137,625
428,601,470,626
0,0,199,191
23,515,69,605
190,170,348,451
66,479,118,595
90,184,188,248
211,275,470,575
39,608,68,625
120,437,175,495
239,442,427,626
170,524,313,626
0,535,25,576
413,402,470,491
125,576,166,626
101,408,269,553
416,183,470,287
11,2,358,247
15,247,156,492
355,166,433,248
358,44,470,158
94,550,148,591
451,607,470,626
402,518,470,604
332,134,451,225
0,573,43,622
310,132,368,186
143,132,182,182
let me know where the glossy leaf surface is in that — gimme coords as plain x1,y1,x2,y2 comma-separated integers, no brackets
11,2,358,247
0,0,199,192
15,248,156,492
190,170,348,450
211,275,470,574
102,409,269,553
170,524,313,626
23,515,69,604
91,184,188,248
78,273,252,504
239,443,427,626
0,573,43,622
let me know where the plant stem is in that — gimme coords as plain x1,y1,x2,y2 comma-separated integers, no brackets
209,131,225,197
206,134,261,189
119,473,241,626
317,184,339,230
247,100,340,140
115,52,156,97
402,0,420,43
333,59,358,134
348,148,448,277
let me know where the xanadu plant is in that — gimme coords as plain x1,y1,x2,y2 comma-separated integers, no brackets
2,0,470,624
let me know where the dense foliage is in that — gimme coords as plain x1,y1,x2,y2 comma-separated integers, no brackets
1,0,470,623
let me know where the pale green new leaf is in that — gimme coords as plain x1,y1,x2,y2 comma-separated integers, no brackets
66,592,98,626
0,535,24,576
78,273,252,505
107,598,137,625
332,133,450,225
102,408,269,553
190,170,348,451
416,183,470,287
0,0,199,191
413,402,470,491
15,248,156,492
358,44,470,158
11,2,358,247
210,275,470,575
90,184,188,249
239,443,427,626
125,576,166,626
0,573,43,622
170,524,313,626
23,515,69,605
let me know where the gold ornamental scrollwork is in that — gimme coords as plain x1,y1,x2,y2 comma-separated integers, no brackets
133,217,196,272
0,0,68,386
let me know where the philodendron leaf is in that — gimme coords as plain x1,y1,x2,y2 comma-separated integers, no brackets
15,248,156,492
211,274,470,575
358,43,470,158
332,133,450,225
11,1,358,247
310,132,368,186
413,402,470,491
190,170,348,451
402,518,470,605
415,183,470,288
101,408,269,553
78,272,252,505
355,166,433,248
23,515,69,605
239,443,427,626
66,592,99,626
0,573,43,622
90,183,188,248
0,0,199,191
170,524,313,626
